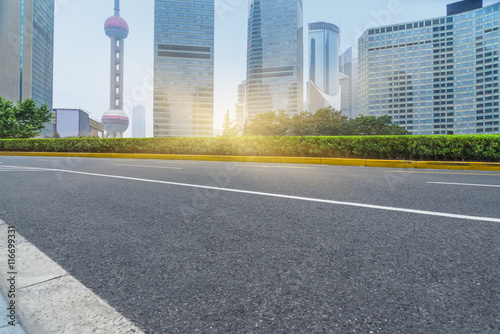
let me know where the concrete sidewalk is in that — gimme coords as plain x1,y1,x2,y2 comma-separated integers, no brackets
0,221,144,334
0,292,26,334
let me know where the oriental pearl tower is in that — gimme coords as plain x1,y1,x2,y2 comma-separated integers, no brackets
102,0,129,138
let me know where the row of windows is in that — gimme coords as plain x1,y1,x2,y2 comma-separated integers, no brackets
477,128,500,132
368,17,453,36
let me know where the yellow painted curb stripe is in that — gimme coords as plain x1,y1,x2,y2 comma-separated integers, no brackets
212,156,246,162
281,157,322,165
321,158,366,166
367,160,417,169
416,161,500,171
244,156,283,163
1,151,499,171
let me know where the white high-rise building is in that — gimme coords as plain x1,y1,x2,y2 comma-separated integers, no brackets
339,47,359,118
358,0,499,135
132,105,146,138
235,81,246,131
307,22,341,113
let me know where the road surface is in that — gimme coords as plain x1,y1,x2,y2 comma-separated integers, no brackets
0,155,499,333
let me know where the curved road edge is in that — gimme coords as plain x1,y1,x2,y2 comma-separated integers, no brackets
0,152,499,171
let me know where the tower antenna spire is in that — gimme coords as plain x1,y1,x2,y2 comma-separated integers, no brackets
114,0,120,16
103,0,129,138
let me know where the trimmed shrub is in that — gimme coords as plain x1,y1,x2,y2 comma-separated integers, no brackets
0,135,499,162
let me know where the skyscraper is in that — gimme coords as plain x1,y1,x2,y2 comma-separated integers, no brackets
358,0,499,135
351,57,359,118
235,80,246,131
339,47,359,119
307,22,340,114
153,0,215,137
246,0,303,120
132,105,146,138
101,0,130,138
0,0,54,137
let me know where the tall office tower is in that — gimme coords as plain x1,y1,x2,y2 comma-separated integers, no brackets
339,74,351,117
359,0,499,135
246,0,303,120
153,0,214,137
101,0,130,138
235,80,246,130
307,22,340,113
339,48,353,118
132,105,146,138
351,57,359,118
339,47,359,119
0,0,55,137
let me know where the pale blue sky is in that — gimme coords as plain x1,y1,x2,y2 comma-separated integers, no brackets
52,0,498,137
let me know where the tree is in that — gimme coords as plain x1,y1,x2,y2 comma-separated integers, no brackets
244,111,291,136
242,107,410,137
347,115,409,136
244,112,279,136
0,97,52,138
289,111,314,136
243,119,249,136
310,107,348,136
221,109,240,137
0,98,16,138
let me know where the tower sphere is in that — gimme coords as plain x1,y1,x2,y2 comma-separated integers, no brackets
104,16,129,39
102,109,129,137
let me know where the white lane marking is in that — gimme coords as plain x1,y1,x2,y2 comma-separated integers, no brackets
427,181,500,188
238,165,311,169
3,164,499,223
1,165,43,169
391,171,500,176
0,170,49,172
0,166,49,172
114,164,182,170
154,161,199,165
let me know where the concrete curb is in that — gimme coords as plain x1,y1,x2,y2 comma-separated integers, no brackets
0,151,499,171
0,221,144,334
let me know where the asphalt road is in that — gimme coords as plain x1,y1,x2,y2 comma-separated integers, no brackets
0,156,499,333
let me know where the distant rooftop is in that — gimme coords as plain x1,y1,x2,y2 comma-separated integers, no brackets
53,108,100,123
447,0,483,16
308,22,340,34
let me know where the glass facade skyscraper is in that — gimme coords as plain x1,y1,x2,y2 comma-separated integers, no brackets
358,1,499,135
339,48,353,118
339,47,359,119
153,0,214,137
132,105,146,138
308,22,340,113
235,80,246,130
0,0,54,137
32,0,54,115
246,0,303,120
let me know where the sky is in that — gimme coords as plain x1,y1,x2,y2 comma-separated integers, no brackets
52,0,499,137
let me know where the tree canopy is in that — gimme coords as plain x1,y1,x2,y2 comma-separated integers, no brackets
0,97,52,139
244,107,409,136
221,109,240,137
346,115,409,136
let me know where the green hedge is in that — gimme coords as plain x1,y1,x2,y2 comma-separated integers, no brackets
0,135,499,161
